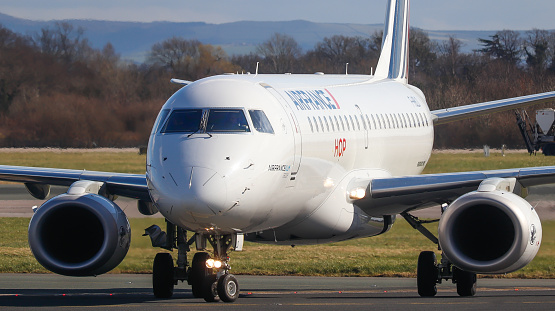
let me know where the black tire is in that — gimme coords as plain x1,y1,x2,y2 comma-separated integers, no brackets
153,253,175,298
217,274,239,302
453,267,477,297
190,252,211,298
417,251,438,297
202,274,220,302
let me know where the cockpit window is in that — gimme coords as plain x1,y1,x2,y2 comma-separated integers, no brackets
152,109,170,135
206,109,250,133
249,110,274,134
162,109,203,133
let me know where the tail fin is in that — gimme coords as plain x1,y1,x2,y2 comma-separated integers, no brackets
374,0,410,83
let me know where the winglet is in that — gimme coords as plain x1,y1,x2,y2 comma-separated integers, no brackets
374,0,410,83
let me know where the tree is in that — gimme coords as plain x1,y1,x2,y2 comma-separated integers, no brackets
524,29,550,73
194,44,239,78
231,53,261,74
34,22,92,64
310,35,379,74
478,30,522,65
437,36,463,78
408,28,436,78
147,37,201,79
256,33,302,73
147,37,237,80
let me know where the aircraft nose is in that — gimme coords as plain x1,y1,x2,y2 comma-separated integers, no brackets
184,167,228,217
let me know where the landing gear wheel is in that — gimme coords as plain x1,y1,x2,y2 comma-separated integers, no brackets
190,252,211,298
153,253,175,298
417,251,438,297
453,267,477,297
217,274,239,302
201,274,220,302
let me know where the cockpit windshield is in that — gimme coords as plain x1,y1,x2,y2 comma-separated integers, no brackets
162,109,203,133
206,109,250,133
161,108,253,134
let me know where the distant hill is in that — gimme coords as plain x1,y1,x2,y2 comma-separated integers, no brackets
0,12,507,62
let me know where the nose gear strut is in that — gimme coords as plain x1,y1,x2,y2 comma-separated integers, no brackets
144,220,242,302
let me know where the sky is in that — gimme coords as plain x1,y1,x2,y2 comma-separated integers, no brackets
1,0,555,31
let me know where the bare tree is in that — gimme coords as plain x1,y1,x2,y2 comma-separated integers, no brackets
256,33,301,73
147,37,201,79
524,29,551,73
437,36,464,77
34,22,91,64
311,35,379,73
409,28,437,78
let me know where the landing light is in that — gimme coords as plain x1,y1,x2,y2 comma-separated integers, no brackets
206,258,222,269
349,188,366,200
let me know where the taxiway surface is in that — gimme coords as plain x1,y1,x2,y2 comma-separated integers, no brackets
0,274,554,311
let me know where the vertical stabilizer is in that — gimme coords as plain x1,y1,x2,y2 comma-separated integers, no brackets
374,0,410,83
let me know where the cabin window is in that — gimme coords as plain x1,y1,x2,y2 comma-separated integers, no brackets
313,116,319,132
308,117,314,132
401,114,408,128
353,115,361,131
365,114,372,130
328,116,335,132
153,109,170,134
162,109,203,133
206,109,250,132
319,116,326,132
338,116,345,131
344,115,351,131
361,115,367,130
423,113,429,126
334,116,340,131
249,110,274,134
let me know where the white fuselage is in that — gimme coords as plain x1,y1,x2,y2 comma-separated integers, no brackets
146,74,433,241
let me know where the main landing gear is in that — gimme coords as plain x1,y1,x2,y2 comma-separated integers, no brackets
144,221,242,302
401,212,477,297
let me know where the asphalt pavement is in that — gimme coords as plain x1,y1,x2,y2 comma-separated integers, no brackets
1,274,554,311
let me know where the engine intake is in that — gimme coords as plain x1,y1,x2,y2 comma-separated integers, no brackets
28,193,131,276
438,189,541,274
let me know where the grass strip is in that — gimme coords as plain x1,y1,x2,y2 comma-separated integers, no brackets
1,217,554,278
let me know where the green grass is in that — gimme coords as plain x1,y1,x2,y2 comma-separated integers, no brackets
423,151,555,174
1,217,554,278
1,150,555,277
0,151,146,174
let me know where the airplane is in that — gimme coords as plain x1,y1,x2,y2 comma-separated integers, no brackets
1,0,555,302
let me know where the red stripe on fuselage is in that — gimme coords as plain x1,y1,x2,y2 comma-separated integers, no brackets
325,89,340,109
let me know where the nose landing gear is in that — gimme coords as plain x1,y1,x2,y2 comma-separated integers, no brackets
145,221,242,303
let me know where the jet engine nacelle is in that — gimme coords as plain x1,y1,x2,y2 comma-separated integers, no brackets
28,193,131,276
438,189,542,274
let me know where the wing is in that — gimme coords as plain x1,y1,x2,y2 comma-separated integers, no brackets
354,166,555,216
0,165,150,201
431,91,555,125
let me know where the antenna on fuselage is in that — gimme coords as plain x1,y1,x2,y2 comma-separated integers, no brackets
346,63,349,75
255,62,259,76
